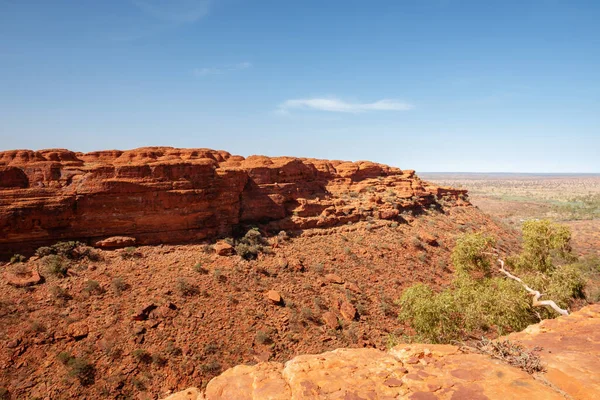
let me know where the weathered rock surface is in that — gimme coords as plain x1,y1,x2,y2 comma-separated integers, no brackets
165,304,600,399
505,304,600,400
0,147,466,255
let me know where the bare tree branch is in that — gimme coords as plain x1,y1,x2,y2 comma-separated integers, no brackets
484,252,569,316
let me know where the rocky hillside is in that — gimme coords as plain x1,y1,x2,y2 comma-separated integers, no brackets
167,304,600,400
0,147,521,399
0,147,466,256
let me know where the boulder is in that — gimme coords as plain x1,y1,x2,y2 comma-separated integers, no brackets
321,311,339,330
339,301,357,321
325,273,344,284
266,290,282,304
214,241,234,256
94,236,136,249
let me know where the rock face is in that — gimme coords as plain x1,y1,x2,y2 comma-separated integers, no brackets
165,304,600,399
0,147,466,256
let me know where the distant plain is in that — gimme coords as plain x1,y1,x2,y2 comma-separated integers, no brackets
421,173,600,257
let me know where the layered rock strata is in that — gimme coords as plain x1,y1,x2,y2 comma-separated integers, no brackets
0,147,466,255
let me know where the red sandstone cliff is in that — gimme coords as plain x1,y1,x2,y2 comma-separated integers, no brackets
0,147,466,255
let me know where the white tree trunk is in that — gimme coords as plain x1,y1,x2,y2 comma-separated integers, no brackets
486,253,569,316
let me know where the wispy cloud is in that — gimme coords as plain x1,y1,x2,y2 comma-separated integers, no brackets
132,0,211,24
193,62,252,77
278,97,414,113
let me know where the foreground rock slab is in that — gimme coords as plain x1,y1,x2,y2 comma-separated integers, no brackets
165,304,600,399
505,304,600,400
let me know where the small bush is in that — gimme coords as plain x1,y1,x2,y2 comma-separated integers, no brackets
165,341,182,357
57,353,95,386
476,338,544,374
120,246,141,260
177,278,199,296
277,230,290,241
36,241,97,260
518,220,573,273
451,233,495,276
50,286,72,301
255,330,272,345
411,237,423,249
301,307,321,323
57,351,73,365
152,353,167,367
193,263,208,274
111,277,129,295
132,349,152,364
68,358,96,386
204,342,219,354
43,255,69,278
234,228,267,260
10,254,26,264
313,263,325,275
213,269,227,283
83,280,104,295
200,361,221,373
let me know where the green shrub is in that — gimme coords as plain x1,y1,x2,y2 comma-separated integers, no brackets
36,241,98,260
177,278,199,296
451,233,495,276
67,358,96,386
111,277,129,295
57,352,95,386
234,228,267,260
255,330,271,344
83,280,104,295
50,285,71,301
152,353,167,367
43,255,69,278
398,223,588,343
518,220,572,273
200,361,221,373
132,349,152,364
193,263,208,274
120,246,141,259
397,283,461,343
10,254,26,264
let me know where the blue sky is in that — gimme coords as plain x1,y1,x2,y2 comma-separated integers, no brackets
1,0,598,172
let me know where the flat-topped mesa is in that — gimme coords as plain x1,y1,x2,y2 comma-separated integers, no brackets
0,147,467,255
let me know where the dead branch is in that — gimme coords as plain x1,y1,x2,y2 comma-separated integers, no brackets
484,252,569,316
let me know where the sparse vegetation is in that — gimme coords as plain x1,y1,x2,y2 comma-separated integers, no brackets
43,255,69,277
111,277,129,295
474,338,544,374
200,361,221,373
255,330,271,345
177,278,199,296
234,228,267,260
50,285,72,301
398,221,588,343
36,241,98,261
83,280,104,295
132,349,152,364
120,246,141,259
10,254,26,264
193,262,208,274
57,352,95,386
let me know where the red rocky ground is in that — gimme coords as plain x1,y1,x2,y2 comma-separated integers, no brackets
0,147,521,399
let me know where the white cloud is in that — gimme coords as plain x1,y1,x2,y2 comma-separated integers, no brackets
193,62,252,76
278,97,414,113
132,0,211,24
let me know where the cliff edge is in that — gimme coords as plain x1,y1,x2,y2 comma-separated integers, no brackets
166,304,600,399
0,147,466,255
